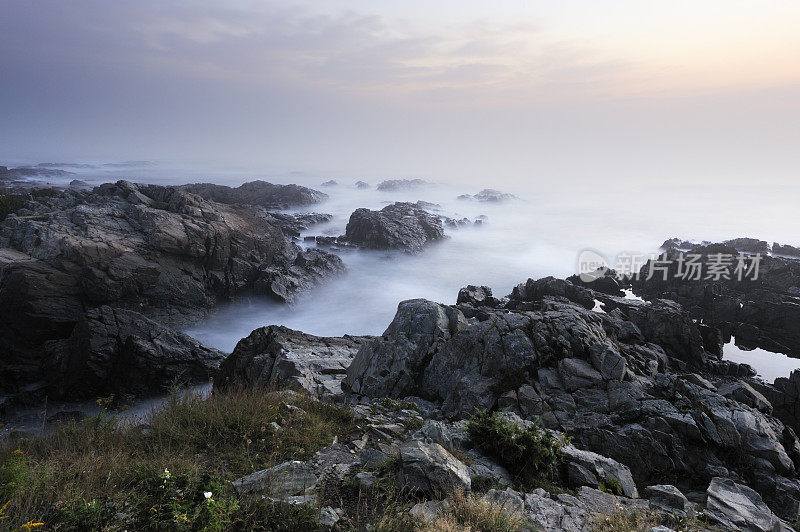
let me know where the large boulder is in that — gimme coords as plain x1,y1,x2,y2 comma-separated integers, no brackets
232,460,318,497
398,440,471,495
705,477,791,531
215,325,371,399
563,445,638,498
343,202,445,253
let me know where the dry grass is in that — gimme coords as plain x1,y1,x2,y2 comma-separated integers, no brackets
0,387,355,530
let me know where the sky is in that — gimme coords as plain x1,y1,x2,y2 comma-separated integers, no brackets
1,0,799,186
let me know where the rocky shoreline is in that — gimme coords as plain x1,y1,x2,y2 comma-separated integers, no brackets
2,178,800,530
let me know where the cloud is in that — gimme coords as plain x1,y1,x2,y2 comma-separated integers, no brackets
0,0,634,105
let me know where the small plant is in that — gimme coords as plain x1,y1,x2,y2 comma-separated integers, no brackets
466,411,563,491
599,478,624,496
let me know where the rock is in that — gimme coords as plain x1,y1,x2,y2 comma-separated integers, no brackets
179,180,326,209
773,243,800,258
69,179,89,188
232,461,318,497
645,484,693,518
558,358,603,392
409,500,448,522
375,178,429,191
0,181,343,404
458,189,518,203
58,305,225,398
484,488,525,513
355,471,377,487
354,181,370,189
456,285,499,308
634,241,800,356
398,440,471,495
718,381,773,414
563,445,639,498
215,325,371,399
320,180,338,187
588,343,627,381
705,477,791,532
723,237,771,255
318,506,342,527
508,276,595,310
342,202,445,254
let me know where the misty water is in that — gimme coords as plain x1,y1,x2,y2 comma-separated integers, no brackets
18,162,800,382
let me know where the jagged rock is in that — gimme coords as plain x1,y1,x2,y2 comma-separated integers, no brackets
398,440,471,495
634,241,800,356
723,237,771,255
484,488,525,513
320,180,337,187
376,178,429,191
232,461,318,497
558,358,603,392
563,445,639,498
588,343,627,381
705,477,791,531
0,181,343,404
179,180,326,209
456,285,499,308
718,381,773,414
355,181,370,189
215,325,371,399
342,202,445,253
318,506,342,527
645,484,693,518
773,243,800,258
508,276,595,310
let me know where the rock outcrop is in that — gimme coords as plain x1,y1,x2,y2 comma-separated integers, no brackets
376,179,429,191
457,189,518,202
179,180,327,209
634,240,800,356
343,276,800,522
215,325,371,400
343,202,446,253
0,181,342,404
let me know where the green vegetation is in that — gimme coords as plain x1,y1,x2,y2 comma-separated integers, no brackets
599,478,624,496
0,388,355,531
466,411,564,491
0,193,28,221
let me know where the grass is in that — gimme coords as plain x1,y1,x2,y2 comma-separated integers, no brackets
466,411,563,492
0,194,28,221
0,387,356,531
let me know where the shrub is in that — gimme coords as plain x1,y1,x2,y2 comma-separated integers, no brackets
466,411,563,491
599,478,624,496
0,193,28,221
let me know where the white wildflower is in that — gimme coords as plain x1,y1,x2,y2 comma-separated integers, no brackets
204,492,213,499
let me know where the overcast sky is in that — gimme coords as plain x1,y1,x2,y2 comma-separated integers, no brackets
1,1,799,186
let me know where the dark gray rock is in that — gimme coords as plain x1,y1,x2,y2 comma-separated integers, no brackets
645,484,693,518
215,325,371,399
773,243,800,258
0,181,342,404
179,180,327,209
705,477,791,531
342,202,445,253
